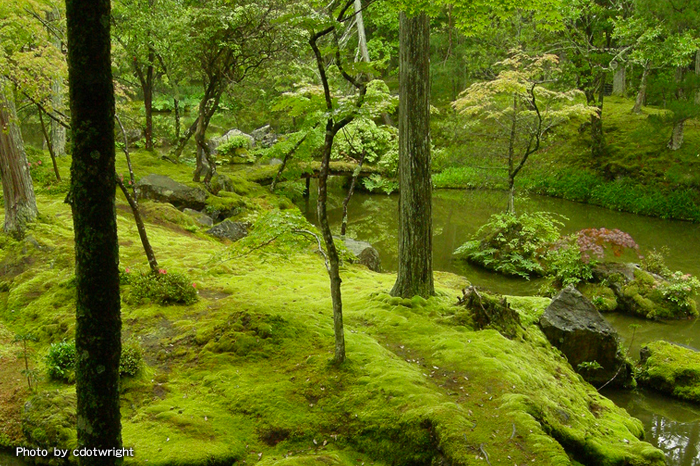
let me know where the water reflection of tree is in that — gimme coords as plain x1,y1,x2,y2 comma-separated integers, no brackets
651,415,700,466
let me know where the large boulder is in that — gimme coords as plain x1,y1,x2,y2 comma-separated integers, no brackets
539,286,632,387
206,220,249,242
208,129,254,155
340,237,381,272
136,174,208,211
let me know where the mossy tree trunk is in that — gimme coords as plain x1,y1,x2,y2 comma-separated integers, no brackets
391,11,434,299
0,78,38,239
612,66,626,96
632,62,649,114
65,0,123,463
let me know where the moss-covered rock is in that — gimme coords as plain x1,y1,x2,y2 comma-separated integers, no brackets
638,340,700,404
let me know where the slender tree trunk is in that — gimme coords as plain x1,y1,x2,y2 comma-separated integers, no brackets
65,1,122,463
270,132,309,192
632,62,649,114
340,151,365,236
171,116,199,159
38,108,62,181
589,71,606,158
173,97,181,140
391,11,434,299
47,6,66,157
116,116,158,272
193,86,221,183
668,66,685,151
0,79,38,238
317,125,345,364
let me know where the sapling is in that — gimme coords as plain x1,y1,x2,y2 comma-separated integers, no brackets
13,332,38,391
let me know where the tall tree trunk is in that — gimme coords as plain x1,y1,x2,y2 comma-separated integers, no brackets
0,79,38,238
173,97,181,140
668,66,685,151
65,1,123,464
391,11,434,299
612,66,626,96
171,116,199,159
632,62,649,114
46,6,66,157
354,0,370,63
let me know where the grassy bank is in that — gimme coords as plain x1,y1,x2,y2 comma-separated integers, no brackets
433,96,700,221
0,151,666,465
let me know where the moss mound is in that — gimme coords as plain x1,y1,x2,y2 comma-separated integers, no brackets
638,340,700,404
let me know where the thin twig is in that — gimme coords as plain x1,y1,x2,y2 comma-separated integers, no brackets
294,229,329,272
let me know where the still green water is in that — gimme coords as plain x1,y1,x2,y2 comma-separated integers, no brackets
300,183,700,466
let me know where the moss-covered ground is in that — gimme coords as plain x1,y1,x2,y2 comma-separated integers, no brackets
0,152,667,465
433,96,700,221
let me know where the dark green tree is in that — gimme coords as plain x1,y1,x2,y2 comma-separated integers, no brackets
65,0,122,463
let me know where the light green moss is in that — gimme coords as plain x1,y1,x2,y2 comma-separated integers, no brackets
638,340,700,404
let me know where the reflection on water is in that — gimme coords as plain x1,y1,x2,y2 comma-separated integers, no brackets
299,181,700,466
603,388,700,466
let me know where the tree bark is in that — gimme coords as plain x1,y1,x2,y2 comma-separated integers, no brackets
632,62,649,114
506,94,517,214
65,0,123,463
316,125,346,364
0,79,38,238
47,6,66,157
354,0,370,63
612,66,626,96
391,11,434,299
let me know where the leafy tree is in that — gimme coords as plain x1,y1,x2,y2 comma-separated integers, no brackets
453,50,597,213
65,0,122,463
177,0,290,184
0,78,38,238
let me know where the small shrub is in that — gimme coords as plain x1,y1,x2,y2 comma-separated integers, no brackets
46,340,145,381
454,212,564,278
120,342,143,377
125,269,198,305
46,341,77,382
641,246,671,278
545,237,594,287
217,135,252,155
656,271,700,316
576,228,639,262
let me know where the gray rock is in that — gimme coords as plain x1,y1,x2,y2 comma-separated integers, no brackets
209,173,235,194
251,124,278,148
136,174,208,211
208,129,254,154
206,220,249,242
183,208,213,227
539,286,631,387
592,262,640,283
340,237,381,272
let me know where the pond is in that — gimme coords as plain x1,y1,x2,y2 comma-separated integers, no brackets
299,181,700,466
